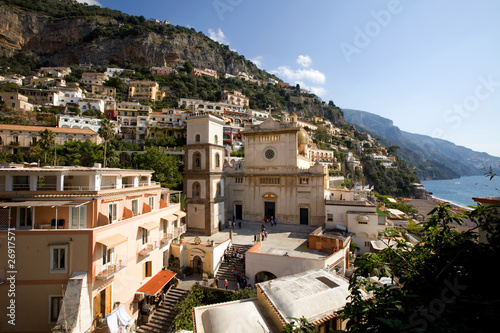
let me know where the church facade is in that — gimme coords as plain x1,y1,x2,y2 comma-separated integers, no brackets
225,118,328,226
184,115,328,233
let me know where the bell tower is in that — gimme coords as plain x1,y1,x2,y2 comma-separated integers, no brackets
183,113,226,235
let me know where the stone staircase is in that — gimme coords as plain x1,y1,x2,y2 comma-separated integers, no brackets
136,287,188,333
215,244,253,290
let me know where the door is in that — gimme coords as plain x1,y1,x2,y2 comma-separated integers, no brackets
264,202,275,219
300,208,309,225
235,204,242,220
192,256,202,274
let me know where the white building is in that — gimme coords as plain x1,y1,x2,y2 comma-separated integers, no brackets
78,97,105,113
58,115,118,134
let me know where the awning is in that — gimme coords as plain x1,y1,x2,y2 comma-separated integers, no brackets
140,221,159,231
161,215,178,223
174,211,186,218
1,200,73,207
97,234,127,248
137,270,176,296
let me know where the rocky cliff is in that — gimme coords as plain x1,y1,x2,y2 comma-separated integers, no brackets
0,1,263,78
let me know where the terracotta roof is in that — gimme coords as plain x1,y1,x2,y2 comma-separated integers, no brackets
137,270,176,296
0,124,97,135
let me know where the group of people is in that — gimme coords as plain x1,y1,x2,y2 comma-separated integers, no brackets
223,246,245,264
264,216,277,226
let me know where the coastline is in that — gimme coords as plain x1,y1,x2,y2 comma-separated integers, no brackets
409,197,476,231
426,195,474,211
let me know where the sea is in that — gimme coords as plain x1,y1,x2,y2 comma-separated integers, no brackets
421,175,500,208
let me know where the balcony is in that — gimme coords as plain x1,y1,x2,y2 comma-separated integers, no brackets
173,224,186,239
138,241,158,256
96,256,127,280
160,233,173,246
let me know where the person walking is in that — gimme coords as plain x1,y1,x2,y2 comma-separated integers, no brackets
214,276,219,288
264,230,268,240
254,233,257,243
238,221,241,229
224,279,228,290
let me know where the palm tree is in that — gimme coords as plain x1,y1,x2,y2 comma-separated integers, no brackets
171,193,190,211
38,129,55,165
98,119,114,168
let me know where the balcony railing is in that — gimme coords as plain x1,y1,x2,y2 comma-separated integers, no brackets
173,224,186,239
161,233,173,246
96,256,127,280
138,241,158,256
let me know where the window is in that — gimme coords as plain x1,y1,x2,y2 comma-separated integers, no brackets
195,134,200,143
264,148,275,160
50,245,67,273
235,177,243,184
131,199,139,216
192,182,201,197
327,214,333,222
148,196,155,210
17,207,33,228
193,152,201,169
70,205,86,229
216,182,221,197
108,203,118,223
215,153,220,168
49,296,63,323
214,135,218,144
142,228,149,245
143,261,152,279
102,245,113,265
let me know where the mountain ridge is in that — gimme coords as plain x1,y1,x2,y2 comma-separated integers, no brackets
343,108,500,180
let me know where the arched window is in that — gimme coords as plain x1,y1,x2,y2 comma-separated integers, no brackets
193,152,201,169
216,182,221,197
215,153,220,168
195,134,201,143
192,182,200,197
214,135,219,145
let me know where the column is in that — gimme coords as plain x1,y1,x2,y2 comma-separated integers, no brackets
29,175,38,191
5,175,13,191
56,174,64,191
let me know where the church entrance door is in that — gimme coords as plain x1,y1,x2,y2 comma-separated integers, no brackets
264,202,275,219
300,208,309,225
235,204,242,220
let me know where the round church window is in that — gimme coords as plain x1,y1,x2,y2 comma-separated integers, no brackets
265,148,275,160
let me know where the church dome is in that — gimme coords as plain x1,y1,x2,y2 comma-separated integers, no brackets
297,128,309,145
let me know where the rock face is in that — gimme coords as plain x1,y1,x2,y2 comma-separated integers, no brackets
0,4,261,77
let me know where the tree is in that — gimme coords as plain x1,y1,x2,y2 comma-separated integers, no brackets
133,148,183,189
183,61,193,74
282,317,319,333
98,119,115,167
38,129,55,165
342,203,500,332
170,193,190,211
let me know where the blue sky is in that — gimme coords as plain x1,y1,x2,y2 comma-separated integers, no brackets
87,0,500,157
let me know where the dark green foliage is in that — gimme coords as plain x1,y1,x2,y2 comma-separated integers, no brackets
361,155,417,197
0,52,39,75
132,147,183,190
342,203,500,332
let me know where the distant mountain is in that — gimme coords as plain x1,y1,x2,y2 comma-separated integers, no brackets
343,108,500,180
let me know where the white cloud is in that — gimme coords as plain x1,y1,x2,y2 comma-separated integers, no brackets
271,66,326,84
208,28,229,45
76,0,102,6
295,81,327,97
296,55,312,67
251,56,263,68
